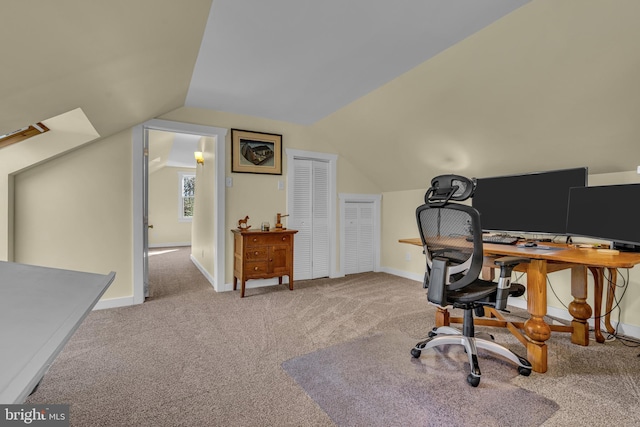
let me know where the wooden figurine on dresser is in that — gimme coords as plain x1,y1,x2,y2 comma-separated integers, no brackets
237,216,251,230
231,227,298,298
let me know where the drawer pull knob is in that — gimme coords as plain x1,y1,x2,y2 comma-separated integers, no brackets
282,237,286,241
253,238,257,242
254,266,259,271
255,251,259,255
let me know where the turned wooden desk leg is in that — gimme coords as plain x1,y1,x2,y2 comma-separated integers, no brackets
588,267,604,343
233,277,238,291
435,307,450,327
571,266,594,345
524,259,551,373
604,268,617,335
241,279,246,298
289,276,294,291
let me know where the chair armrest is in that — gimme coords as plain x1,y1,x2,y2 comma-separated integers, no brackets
494,256,530,267
493,257,529,310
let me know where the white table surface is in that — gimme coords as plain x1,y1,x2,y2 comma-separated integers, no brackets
0,261,115,403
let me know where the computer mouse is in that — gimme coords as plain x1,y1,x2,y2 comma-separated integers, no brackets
524,242,537,247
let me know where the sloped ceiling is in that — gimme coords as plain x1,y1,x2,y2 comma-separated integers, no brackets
0,0,212,138
186,0,529,125
3,0,640,193
311,0,640,191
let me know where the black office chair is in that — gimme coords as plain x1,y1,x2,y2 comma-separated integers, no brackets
410,174,532,387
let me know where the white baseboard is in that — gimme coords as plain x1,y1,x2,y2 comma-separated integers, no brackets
381,266,424,283
149,242,190,248
386,268,640,341
93,296,135,310
190,254,216,290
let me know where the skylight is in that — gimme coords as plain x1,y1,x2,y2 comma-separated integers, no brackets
0,122,50,149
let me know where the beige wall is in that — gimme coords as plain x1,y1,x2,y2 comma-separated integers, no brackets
0,109,99,261
148,166,194,247
190,136,217,276
381,171,640,332
7,104,640,334
160,107,381,284
381,188,426,277
7,106,382,304
13,129,133,300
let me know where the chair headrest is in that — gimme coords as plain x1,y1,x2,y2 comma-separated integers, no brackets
425,174,476,205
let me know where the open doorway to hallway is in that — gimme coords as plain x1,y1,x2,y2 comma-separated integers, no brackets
146,130,200,298
133,119,227,304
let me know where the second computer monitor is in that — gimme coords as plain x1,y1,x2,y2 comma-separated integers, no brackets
566,183,640,251
472,167,588,235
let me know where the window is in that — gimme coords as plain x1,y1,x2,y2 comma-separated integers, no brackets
180,173,196,220
0,122,50,149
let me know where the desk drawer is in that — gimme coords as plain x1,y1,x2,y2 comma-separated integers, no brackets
245,247,268,261
245,261,269,277
248,234,291,245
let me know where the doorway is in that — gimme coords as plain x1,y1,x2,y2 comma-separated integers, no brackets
133,119,227,304
146,130,200,298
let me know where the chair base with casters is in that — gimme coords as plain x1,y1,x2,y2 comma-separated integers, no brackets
411,300,532,387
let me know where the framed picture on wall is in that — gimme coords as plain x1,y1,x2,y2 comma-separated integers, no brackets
231,129,282,175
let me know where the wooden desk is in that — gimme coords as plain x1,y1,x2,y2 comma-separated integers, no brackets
232,229,297,298
399,238,640,373
0,261,115,403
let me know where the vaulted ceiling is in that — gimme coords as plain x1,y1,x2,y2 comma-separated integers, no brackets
3,0,640,192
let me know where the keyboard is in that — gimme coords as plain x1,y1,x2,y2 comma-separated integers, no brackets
482,235,519,245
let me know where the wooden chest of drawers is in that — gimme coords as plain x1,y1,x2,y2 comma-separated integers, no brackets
232,229,298,298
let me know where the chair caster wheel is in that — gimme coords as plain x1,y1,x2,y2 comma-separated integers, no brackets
517,356,532,376
518,366,532,376
410,348,422,358
467,374,480,387
428,329,437,338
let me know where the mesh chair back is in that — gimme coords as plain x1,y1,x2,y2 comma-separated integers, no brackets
417,203,484,292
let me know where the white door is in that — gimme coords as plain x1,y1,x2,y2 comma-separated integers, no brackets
344,201,375,275
291,158,330,280
142,129,150,298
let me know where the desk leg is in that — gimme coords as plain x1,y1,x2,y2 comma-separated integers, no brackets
571,266,593,345
604,268,617,335
435,307,450,327
524,259,551,373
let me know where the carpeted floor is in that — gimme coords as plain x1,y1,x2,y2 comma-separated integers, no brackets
26,246,640,426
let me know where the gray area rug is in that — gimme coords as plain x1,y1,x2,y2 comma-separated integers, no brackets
283,332,559,427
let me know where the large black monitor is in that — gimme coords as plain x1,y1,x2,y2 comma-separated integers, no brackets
472,167,588,235
566,183,640,251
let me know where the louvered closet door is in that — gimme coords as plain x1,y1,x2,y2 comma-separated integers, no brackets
344,201,374,275
291,158,330,280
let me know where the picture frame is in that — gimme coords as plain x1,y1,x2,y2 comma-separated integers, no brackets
231,129,282,175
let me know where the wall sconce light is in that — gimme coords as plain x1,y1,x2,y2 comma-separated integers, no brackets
194,151,204,165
